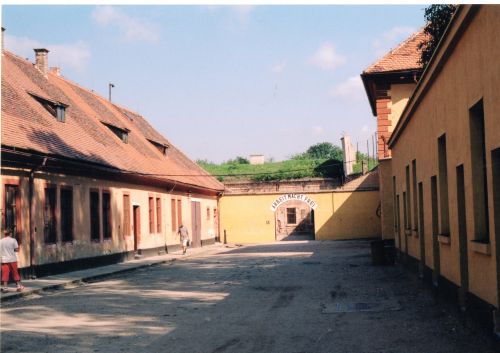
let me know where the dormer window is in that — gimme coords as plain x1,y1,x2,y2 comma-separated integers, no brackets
56,106,65,122
28,91,68,122
148,139,169,156
102,122,129,143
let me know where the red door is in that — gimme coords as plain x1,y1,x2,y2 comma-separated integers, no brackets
191,201,201,247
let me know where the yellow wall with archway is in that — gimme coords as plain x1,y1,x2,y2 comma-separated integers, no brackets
219,190,381,244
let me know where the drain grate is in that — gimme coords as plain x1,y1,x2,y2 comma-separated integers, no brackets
322,300,402,313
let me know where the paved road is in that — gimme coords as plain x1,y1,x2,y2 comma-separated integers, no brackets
1,240,497,353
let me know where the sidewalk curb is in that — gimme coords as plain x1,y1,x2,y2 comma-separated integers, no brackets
0,245,221,303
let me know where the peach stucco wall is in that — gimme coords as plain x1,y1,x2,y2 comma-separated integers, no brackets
390,6,500,306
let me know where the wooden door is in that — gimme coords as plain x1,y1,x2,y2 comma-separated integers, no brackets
191,201,201,248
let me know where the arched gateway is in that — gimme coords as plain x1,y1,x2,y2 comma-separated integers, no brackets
271,194,317,241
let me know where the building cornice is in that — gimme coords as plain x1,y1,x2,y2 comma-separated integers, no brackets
388,5,480,148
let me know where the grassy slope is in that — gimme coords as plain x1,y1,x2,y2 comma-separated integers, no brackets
198,158,378,182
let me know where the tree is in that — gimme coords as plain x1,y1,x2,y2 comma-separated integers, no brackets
418,5,458,68
305,142,343,161
226,156,249,164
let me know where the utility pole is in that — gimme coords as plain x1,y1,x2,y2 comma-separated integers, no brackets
109,83,115,102
366,139,369,170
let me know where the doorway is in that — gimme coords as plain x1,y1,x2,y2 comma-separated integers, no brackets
275,200,315,241
133,205,140,251
191,201,201,247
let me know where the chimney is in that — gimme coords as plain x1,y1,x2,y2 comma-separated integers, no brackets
34,48,49,76
50,67,61,76
2,27,5,53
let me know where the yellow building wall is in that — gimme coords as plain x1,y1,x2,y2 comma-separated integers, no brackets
388,83,416,133
390,6,500,306
1,168,218,268
378,160,395,240
219,190,381,244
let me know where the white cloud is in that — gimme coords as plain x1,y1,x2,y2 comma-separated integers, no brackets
92,6,160,43
312,125,324,136
5,34,91,73
271,62,286,74
330,76,364,100
372,26,416,56
309,42,346,71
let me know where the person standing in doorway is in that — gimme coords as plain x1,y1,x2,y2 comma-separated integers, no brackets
178,224,189,255
1,230,24,292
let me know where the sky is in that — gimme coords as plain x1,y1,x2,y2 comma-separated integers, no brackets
2,4,426,163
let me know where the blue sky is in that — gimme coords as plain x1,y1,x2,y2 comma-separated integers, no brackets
2,5,425,163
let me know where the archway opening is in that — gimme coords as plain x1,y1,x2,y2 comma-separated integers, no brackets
275,200,315,241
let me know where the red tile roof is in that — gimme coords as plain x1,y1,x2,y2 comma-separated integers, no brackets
363,30,428,74
1,50,224,192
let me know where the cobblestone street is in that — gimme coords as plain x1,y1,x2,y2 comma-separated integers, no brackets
1,240,497,353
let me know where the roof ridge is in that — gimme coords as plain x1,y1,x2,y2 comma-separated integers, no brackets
363,27,426,74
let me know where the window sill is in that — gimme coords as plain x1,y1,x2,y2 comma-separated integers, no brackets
404,229,412,236
62,241,74,246
438,234,451,245
470,240,491,256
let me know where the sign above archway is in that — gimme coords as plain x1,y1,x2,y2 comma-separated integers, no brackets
270,194,318,212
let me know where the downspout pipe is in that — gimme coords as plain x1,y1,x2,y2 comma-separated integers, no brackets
28,157,47,279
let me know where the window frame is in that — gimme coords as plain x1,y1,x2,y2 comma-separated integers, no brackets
123,192,131,237
286,207,297,224
177,199,182,229
102,190,112,240
90,188,101,242
2,179,22,243
60,185,74,243
44,184,58,244
156,197,162,233
171,198,177,232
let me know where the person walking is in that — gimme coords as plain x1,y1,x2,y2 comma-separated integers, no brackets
1,230,24,292
178,224,189,255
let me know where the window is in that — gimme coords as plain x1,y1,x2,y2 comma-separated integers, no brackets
438,134,450,235
148,139,168,156
469,100,489,242
405,165,411,230
207,207,210,221
149,197,155,234
60,188,73,242
403,192,408,232
56,106,65,122
456,165,467,243
30,92,67,122
102,122,129,143
430,176,439,236
171,198,177,231
392,176,397,231
287,208,296,224
492,148,500,248
102,191,112,239
177,199,182,228
123,194,131,236
156,197,162,233
412,160,418,231
4,184,21,242
396,195,401,248
90,190,100,241
44,186,57,243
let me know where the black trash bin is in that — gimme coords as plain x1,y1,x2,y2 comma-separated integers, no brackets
371,239,385,266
